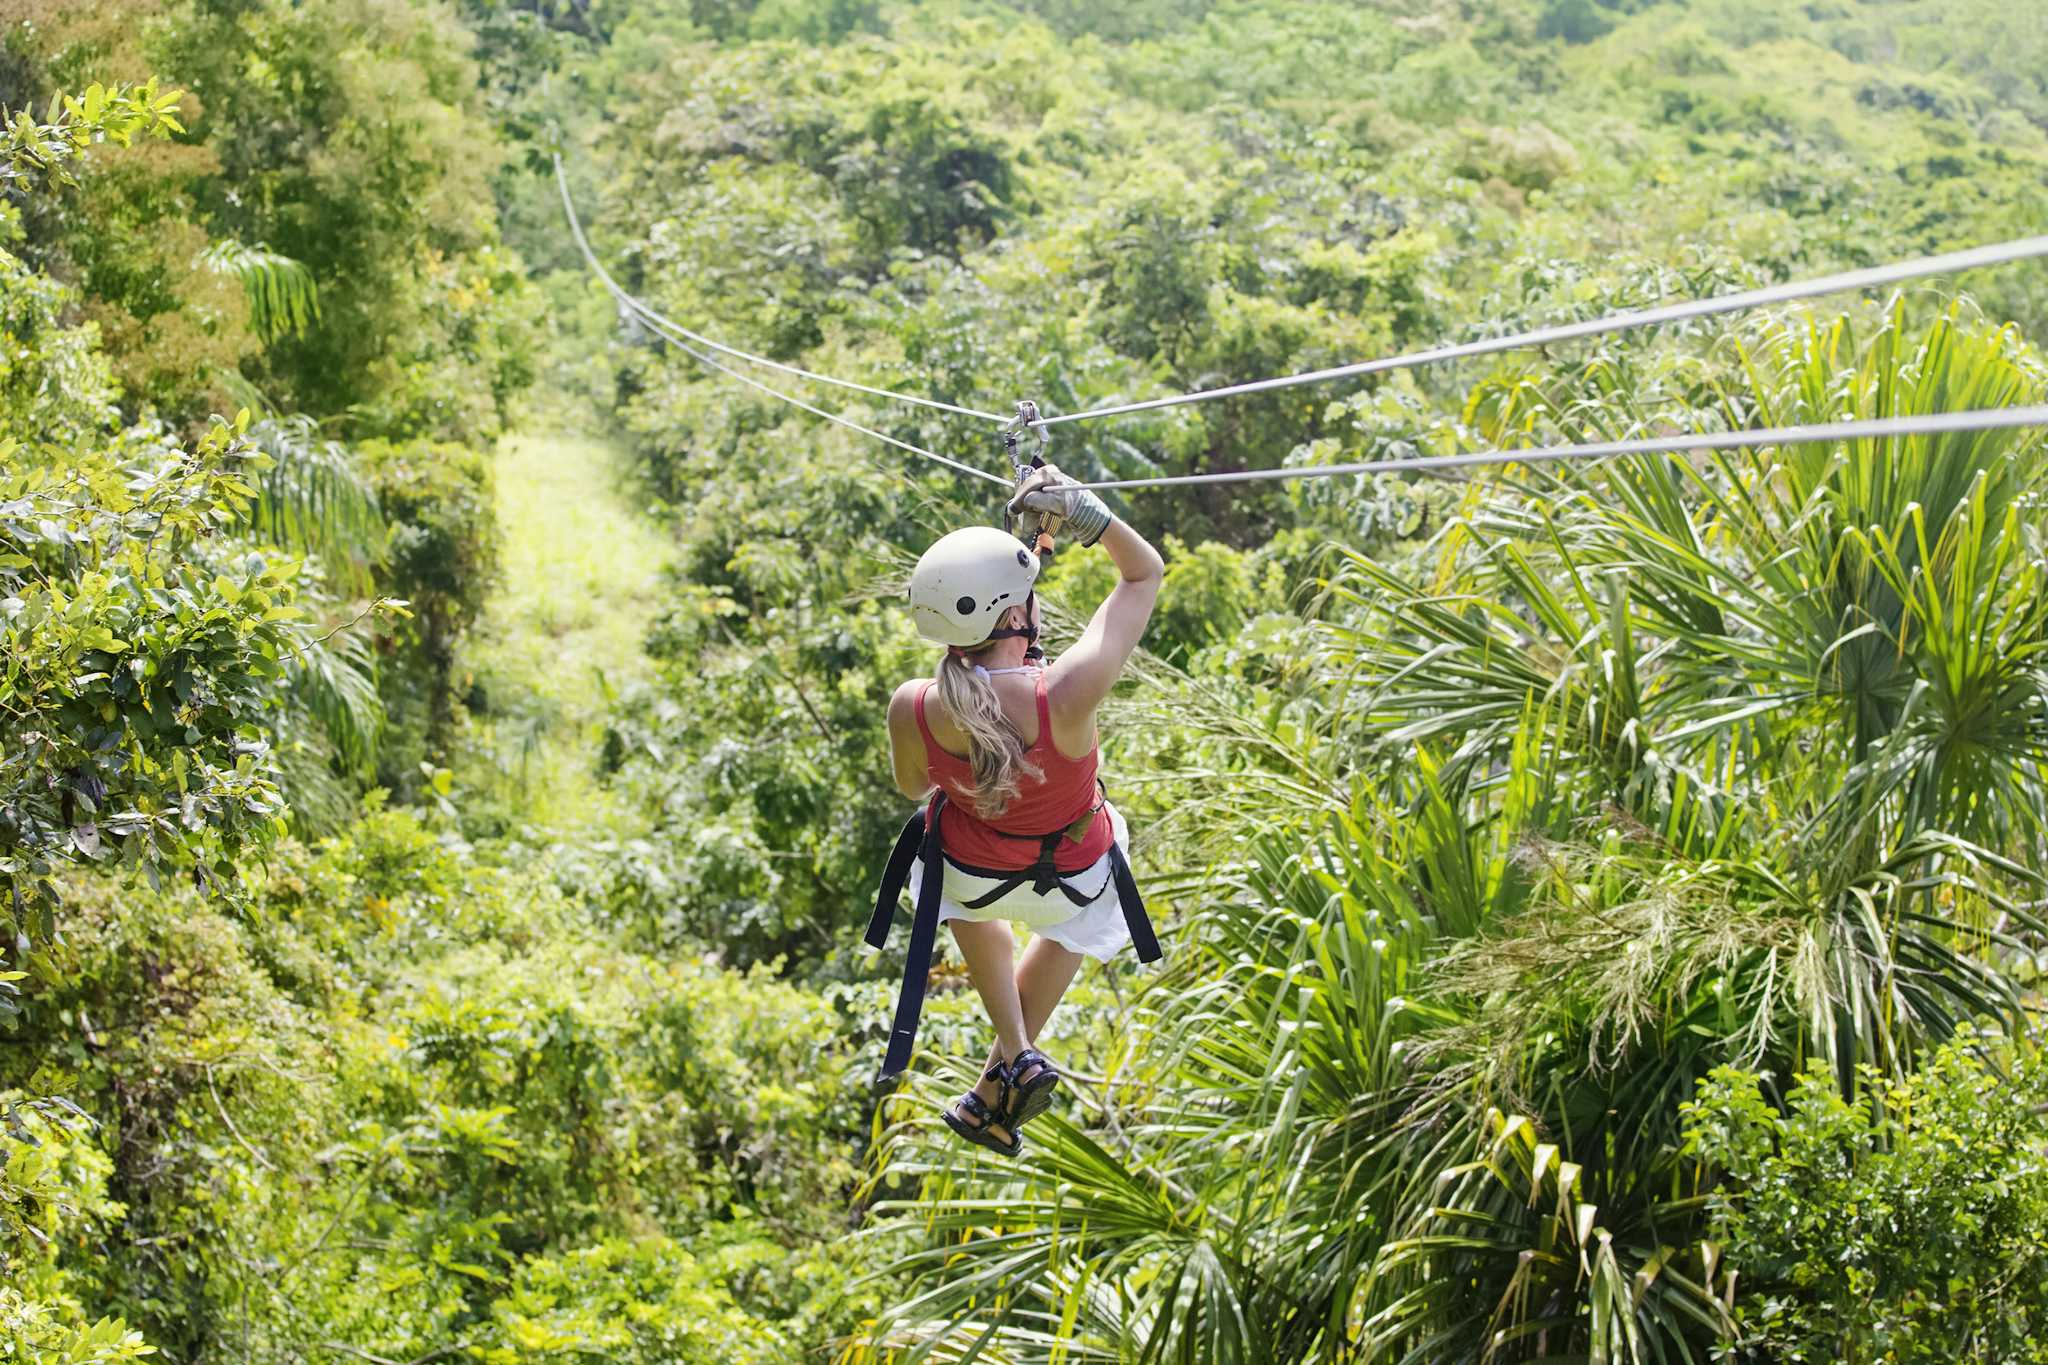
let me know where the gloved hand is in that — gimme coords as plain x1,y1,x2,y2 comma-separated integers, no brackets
1007,463,1113,547
1013,501,1065,549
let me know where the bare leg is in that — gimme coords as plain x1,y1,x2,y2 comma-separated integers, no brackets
948,917,1027,1143
983,935,1084,1086
978,933,1081,1064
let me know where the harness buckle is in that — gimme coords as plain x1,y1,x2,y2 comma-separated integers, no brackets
1028,831,1065,896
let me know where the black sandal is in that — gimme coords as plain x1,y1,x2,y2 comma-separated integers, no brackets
941,1063,1022,1157
1005,1048,1062,1128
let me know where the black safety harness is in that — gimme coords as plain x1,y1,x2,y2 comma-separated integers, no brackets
864,791,1160,1085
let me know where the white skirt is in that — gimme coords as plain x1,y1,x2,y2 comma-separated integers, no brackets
908,804,1134,961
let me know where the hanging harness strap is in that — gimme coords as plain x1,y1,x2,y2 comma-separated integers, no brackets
865,792,1161,1086
1108,842,1160,961
869,797,949,1085
864,807,929,951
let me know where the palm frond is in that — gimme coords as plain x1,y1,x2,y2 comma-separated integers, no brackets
284,619,385,776
246,416,386,585
201,237,321,340
855,302,2048,1365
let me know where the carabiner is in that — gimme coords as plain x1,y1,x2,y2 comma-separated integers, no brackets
1003,399,1057,562
1002,399,1049,482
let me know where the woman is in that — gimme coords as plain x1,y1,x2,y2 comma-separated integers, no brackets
880,464,1164,1155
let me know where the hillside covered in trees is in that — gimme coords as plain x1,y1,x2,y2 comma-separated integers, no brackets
2,0,2046,1361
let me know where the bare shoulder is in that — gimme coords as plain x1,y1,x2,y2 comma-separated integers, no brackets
888,678,928,726
886,677,938,800
1043,657,1094,714
1042,659,1101,754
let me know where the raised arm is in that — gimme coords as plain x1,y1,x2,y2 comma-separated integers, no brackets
1048,517,1163,716
1007,467,1164,720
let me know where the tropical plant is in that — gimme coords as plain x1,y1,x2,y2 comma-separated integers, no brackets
0,236,121,447
0,1099,153,1362
0,79,186,193
201,238,321,341
16,0,536,438
0,413,303,929
245,416,385,572
855,303,2048,1362
350,435,500,790
1686,1045,2048,1362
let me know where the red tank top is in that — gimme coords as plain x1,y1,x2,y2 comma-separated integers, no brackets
915,670,1114,873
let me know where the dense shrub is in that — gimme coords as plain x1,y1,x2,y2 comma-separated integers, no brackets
475,1238,792,1364
1,805,866,1359
1688,1047,2048,1363
0,239,119,445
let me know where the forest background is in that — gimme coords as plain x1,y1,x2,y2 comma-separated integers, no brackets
2,0,2046,1361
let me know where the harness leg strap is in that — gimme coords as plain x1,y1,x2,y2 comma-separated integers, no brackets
960,875,1027,911
877,818,946,1086
865,808,927,950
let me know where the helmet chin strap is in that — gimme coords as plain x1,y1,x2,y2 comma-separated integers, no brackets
954,591,1044,661
983,590,1043,660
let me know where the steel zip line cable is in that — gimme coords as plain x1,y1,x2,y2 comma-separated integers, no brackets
1066,405,2048,491
553,155,1010,425
556,147,2048,497
1036,235,2048,429
555,157,1009,488
630,301,1011,486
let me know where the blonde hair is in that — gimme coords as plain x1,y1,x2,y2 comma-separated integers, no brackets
933,639,1042,821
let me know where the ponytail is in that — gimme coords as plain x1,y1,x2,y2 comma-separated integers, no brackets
933,648,1042,819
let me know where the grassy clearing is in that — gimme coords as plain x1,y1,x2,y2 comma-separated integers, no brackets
456,430,671,835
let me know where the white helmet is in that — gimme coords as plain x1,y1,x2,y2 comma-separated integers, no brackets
908,526,1040,647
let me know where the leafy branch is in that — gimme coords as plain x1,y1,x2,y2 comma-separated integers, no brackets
0,79,187,194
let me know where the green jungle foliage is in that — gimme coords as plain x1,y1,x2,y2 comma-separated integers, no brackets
1688,1046,2048,1363
1,0,2046,1362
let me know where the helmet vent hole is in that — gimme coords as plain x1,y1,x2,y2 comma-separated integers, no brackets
955,595,976,616
1016,549,1030,567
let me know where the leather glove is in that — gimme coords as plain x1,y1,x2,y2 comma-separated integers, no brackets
1014,503,1065,546
1007,463,1113,547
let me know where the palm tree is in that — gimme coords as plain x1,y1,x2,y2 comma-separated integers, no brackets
848,301,2048,1364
